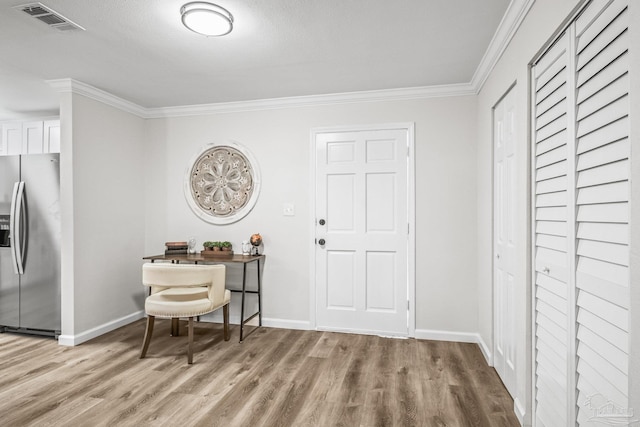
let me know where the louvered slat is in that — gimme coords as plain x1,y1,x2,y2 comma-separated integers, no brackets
537,160,567,181
578,256,628,287
536,206,567,222
577,239,628,266
577,159,629,187
536,192,567,209
576,221,628,245
577,271,629,309
576,180,628,205
577,202,628,223
537,176,568,194
576,138,629,170
536,233,567,252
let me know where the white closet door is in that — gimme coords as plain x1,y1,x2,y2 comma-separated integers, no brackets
532,0,631,425
574,0,630,423
532,32,572,427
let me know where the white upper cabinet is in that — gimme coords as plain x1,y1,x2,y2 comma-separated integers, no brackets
0,119,60,155
0,122,22,155
44,120,61,153
22,121,44,154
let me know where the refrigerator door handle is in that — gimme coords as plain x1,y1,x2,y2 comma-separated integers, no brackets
10,181,26,275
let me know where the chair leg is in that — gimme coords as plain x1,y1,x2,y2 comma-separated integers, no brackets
171,317,180,336
223,304,230,341
140,315,155,359
188,316,194,364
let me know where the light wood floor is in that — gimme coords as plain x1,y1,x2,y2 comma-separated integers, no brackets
0,320,519,426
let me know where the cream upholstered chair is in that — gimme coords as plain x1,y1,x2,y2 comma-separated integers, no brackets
140,263,230,364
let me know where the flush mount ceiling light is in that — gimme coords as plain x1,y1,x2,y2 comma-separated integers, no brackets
180,2,233,37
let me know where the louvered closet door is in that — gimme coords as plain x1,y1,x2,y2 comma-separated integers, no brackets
532,32,572,427
574,0,630,423
532,0,631,426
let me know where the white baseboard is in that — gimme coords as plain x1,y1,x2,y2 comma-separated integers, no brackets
61,311,312,337
514,397,526,426
58,310,145,346
262,317,311,330
415,329,493,365
415,328,480,342
476,334,493,365
198,315,311,331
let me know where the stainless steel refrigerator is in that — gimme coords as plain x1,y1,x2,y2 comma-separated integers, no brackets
0,153,61,337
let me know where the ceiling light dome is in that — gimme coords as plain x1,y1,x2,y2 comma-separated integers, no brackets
180,2,233,37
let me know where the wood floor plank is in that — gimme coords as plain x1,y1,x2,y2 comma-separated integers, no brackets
0,321,520,426
226,331,325,426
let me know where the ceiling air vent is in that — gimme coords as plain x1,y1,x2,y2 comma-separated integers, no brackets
15,2,85,31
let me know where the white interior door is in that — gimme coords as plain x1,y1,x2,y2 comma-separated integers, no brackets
314,127,409,336
493,86,517,397
532,31,574,426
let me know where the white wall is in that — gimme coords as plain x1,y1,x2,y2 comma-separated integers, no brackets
476,0,581,423
59,92,147,344
145,96,479,335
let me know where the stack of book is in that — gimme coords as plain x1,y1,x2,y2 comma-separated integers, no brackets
165,241,188,255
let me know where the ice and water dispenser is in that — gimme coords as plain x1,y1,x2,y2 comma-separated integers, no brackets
0,215,9,247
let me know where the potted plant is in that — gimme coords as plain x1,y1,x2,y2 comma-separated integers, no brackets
203,241,217,251
221,241,232,252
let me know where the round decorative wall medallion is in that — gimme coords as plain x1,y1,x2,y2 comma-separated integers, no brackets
184,142,261,224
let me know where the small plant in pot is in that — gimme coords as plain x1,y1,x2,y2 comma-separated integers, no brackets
221,241,233,252
203,241,218,251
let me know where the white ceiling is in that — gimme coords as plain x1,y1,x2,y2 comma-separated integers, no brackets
0,0,512,120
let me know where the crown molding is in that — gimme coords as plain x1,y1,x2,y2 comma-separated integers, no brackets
47,78,148,118
46,0,533,119
470,0,536,91
145,83,477,118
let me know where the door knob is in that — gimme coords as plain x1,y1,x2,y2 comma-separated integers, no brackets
318,239,326,245
319,219,326,226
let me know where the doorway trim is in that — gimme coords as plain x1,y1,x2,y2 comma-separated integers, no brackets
309,122,416,337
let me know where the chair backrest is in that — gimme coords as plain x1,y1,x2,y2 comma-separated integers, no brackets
143,263,226,302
